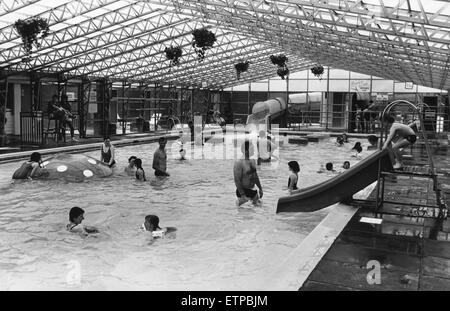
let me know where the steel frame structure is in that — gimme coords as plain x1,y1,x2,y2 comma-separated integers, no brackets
0,0,449,90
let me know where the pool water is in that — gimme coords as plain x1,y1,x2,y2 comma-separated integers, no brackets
0,134,370,290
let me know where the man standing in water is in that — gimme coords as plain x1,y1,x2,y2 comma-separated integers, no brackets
234,140,263,206
382,114,417,169
153,137,170,176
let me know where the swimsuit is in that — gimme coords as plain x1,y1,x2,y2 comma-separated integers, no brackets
288,176,298,190
101,146,115,166
406,135,417,144
236,188,258,199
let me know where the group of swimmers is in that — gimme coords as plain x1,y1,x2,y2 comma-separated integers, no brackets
100,136,171,180
66,206,173,238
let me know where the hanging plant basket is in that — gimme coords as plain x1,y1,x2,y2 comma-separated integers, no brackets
192,28,217,62
164,45,183,66
14,17,50,55
270,54,288,67
277,66,289,80
311,65,324,79
234,61,249,80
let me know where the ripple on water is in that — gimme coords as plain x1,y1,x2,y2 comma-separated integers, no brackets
0,137,372,289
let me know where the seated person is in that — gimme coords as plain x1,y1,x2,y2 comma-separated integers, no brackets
124,156,137,176
12,152,48,180
66,206,99,234
134,158,147,181
100,137,116,168
287,161,300,195
140,215,176,238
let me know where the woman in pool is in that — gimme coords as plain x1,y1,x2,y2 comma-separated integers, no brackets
287,161,300,194
66,206,98,234
124,156,137,176
134,158,146,181
12,152,48,180
140,215,176,238
100,137,116,168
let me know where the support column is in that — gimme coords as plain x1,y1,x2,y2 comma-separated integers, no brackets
0,76,8,145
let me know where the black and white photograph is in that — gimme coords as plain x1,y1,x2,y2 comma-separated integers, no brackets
0,0,450,297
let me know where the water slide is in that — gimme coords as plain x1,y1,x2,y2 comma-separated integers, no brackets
276,148,394,213
246,97,287,128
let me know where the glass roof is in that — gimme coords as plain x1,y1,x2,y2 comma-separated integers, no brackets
0,0,449,89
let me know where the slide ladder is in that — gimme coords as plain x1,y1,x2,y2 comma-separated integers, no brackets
377,100,447,221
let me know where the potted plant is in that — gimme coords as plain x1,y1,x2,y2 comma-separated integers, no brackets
311,65,325,79
164,45,183,66
277,67,290,80
270,54,289,79
192,28,216,62
234,61,249,80
14,17,50,55
270,54,288,67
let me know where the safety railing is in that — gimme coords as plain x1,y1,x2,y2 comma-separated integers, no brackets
20,111,79,145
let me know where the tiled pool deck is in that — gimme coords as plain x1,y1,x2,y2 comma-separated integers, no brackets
300,138,450,291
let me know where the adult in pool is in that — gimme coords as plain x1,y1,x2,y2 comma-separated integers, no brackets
233,140,263,206
100,137,116,168
153,137,170,177
12,152,48,180
66,206,99,234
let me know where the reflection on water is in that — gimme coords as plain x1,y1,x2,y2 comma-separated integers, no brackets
0,135,369,290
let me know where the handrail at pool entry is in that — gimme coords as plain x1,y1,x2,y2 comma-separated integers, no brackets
276,148,394,213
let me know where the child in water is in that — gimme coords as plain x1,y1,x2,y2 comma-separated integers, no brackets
66,206,99,234
287,161,300,195
351,142,363,157
342,161,350,170
124,156,137,176
12,152,48,180
140,215,176,238
134,158,146,181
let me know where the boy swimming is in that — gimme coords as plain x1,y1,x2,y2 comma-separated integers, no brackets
140,215,176,238
66,206,99,234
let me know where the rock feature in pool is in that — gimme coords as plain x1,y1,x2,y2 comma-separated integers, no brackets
39,153,113,180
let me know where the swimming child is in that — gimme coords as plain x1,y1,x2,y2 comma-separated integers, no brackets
140,215,176,238
351,142,363,157
66,206,99,234
336,135,344,146
12,152,48,180
124,156,137,176
287,161,300,195
342,161,350,170
134,158,147,181
342,133,349,143
325,162,337,174
179,148,186,160
367,135,379,150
